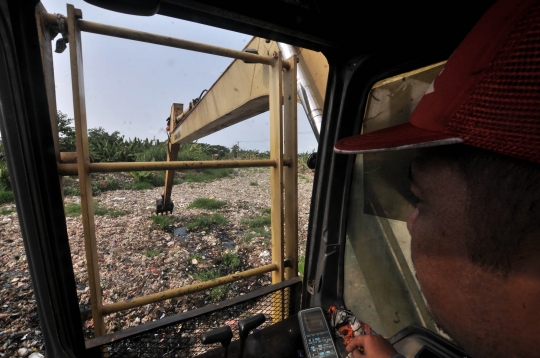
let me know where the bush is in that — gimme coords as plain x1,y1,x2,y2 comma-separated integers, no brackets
129,171,167,189
0,189,13,204
0,143,11,192
148,172,166,187
298,152,313,171
188,198,227,210
89,127,139,162
63,186,80,197
176,143,213,162
130,171,153,183
57,111,76,152
0,168,11,191
91,183,102,196
135,144,167,162
95,177,121,192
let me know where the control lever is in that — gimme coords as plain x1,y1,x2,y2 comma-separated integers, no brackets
200,325,233,358
238,314,266,358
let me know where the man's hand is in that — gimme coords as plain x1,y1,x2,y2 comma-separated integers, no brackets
345,334,398,358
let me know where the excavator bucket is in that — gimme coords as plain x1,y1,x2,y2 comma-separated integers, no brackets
155,195,174,215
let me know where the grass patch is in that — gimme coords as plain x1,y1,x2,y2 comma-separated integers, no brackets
241,233,257,244
188,198,227,210
241,215,271,238
189,253,203,262
298,152,314,172
0,190,14,205
186,214,228,230
249,181,258,186
261,207,271,215
94,202,126,217
0,207,15,215
182,168,234,183
298,255,305,277
143,248,162,257
241,215,271,229
65,203,82,216
65,201,127,217
151,215,175,231
298,174,312,182
210,285,228,301
222,252,240,268
194,268,220,282
130,181,154,190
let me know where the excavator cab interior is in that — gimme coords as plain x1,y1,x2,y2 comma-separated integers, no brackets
0,0,498,357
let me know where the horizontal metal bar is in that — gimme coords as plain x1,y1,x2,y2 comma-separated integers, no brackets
79,257,295,321
85,277,302,349
57,159,292,175
101,264,278,316
42,13,289,69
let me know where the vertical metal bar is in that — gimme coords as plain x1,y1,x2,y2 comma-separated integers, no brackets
283,55,298,281
67,5,105,337
283,55,298,319
35,4,60,162
35,4,65,200
269,52,284,322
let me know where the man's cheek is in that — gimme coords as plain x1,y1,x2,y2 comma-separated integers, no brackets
407,207,419,234
410,219,430,264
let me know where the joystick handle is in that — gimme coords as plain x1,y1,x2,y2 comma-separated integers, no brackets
238,314,266,357
200,325,233,358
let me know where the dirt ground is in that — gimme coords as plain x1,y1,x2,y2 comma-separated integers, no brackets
0,168,314,357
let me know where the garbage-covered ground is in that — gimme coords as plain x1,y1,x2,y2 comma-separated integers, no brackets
0,167,314,357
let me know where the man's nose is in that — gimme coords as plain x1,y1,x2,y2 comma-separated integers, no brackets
407,207,419,234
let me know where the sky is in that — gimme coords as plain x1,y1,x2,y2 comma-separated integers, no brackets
39,0,320,153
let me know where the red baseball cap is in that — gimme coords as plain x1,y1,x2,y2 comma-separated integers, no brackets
334,0,540,165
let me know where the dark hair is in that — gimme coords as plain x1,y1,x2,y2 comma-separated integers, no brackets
419,144,540,274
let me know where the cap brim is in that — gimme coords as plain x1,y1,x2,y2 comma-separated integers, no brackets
334,123,463,154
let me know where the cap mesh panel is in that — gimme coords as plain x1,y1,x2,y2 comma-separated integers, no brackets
447,3,540,163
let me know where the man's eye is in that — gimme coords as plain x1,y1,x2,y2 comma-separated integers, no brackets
407,192,423,206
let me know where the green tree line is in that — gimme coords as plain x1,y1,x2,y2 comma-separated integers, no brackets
0,111,313,204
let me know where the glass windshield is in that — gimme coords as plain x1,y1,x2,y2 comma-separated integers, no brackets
343,63,445,337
